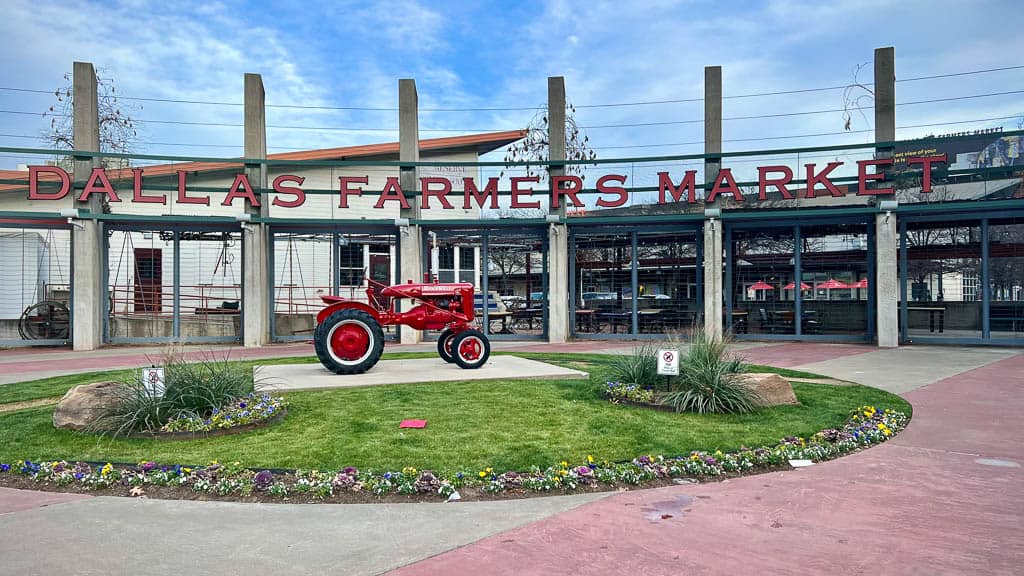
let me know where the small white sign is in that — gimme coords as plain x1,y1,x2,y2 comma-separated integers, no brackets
142,367,165,398
657,349,679,376
788,459,814,468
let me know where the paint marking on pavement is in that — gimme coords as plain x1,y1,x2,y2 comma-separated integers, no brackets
975,458,1020,468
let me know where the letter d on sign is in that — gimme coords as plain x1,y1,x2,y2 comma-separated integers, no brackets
28,166,71,200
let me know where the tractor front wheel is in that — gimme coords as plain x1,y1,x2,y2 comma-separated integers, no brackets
451,329,490,369
315,309,385,374
437,328,457,363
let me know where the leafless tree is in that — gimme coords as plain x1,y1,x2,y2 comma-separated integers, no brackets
42,70,140,172
841,62,874,131
503,102,597,182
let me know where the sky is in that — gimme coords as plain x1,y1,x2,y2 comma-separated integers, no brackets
1,0,1022,184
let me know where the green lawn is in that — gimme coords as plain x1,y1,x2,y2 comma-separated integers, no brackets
0,353,910,472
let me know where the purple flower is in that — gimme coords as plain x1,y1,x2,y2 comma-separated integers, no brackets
0,463,9,473
383,472,392,480
141,461,156,472
343,467,358,475
239,402,247,409
74,472,83,480
253,470,274,491
703,456,718,466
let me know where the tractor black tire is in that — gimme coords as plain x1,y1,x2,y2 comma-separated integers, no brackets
314,308,385,375
451,329,490,369
437,328,457,363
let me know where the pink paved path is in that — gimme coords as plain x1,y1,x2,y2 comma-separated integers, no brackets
0,487,90,514
390,354,1024,576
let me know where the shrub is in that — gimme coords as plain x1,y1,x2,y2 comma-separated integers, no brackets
609,343,662,389
659,328,758,414
90,349,259,436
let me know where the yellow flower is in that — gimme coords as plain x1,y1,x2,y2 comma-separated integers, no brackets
183,467,192,474
560,461,568,468
587,455,594,464
479,471,487,478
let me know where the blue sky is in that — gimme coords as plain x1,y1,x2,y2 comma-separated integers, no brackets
1,0,1022,175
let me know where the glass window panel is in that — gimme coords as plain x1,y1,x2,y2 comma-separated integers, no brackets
800,223,869,336
902,221,982,339
731,228,795,335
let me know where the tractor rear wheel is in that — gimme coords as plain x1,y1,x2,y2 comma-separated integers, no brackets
437,328,457,363
451,329,490,369
315,308,385,374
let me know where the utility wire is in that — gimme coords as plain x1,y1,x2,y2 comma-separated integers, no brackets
3,115,1019,154
4,86,1021,132
0,64,1020,112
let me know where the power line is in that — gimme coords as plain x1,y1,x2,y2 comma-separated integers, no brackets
590,115,1023,150
3,87,1022,132
1,64,1021,112
3,114,1019,156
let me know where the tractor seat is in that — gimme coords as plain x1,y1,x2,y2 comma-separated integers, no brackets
320,295,346,304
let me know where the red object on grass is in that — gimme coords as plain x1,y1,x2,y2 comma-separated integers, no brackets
400,419,427,429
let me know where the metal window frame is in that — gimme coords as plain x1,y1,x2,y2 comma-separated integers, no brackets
899,208,1024,346
726,215,875,343
104,222,242,345
267,223,400,343
0,220,74,347
569,223,701,340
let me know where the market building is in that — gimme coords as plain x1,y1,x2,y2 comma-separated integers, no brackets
1,49,1022,350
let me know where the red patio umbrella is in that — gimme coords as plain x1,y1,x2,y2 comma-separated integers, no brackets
816,279,850,289
783,281,812,290
849,278,869,289
747,281,775,291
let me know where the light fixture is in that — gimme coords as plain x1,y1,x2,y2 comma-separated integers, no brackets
59,208,84,230
394,217,410,227
878,199,898,223
545,214,561,223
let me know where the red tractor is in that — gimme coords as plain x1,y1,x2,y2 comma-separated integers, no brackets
313,277,491,374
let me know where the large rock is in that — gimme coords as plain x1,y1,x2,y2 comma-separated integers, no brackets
52,381,124,431
740,373,799,407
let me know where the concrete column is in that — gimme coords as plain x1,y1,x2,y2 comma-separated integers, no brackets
242,72,270,347
398,78,423,343
874,47,899,347
703,219,724,337
702,66,724,338
547,76,570,343
875,213,899,347
71,61,103,350
874,47,895,147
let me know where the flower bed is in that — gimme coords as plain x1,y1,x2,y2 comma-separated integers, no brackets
150,393,288,437
0,406,908,502
604,381,655,405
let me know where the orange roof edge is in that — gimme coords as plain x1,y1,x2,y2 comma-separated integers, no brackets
0,130,527,188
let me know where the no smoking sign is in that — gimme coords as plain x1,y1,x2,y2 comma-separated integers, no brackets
657,349,679,376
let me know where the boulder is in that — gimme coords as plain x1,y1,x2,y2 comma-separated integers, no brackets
52,381,124,431
740,373,799,407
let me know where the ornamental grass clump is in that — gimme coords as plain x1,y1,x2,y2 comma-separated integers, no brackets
609,342,662,390
90,348,262,437
659,328,758,414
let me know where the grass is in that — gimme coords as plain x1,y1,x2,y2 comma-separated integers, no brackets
0,353,911,473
